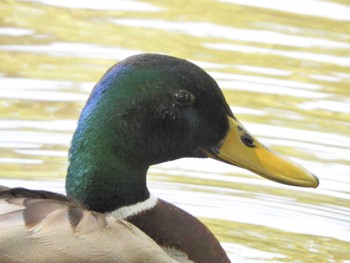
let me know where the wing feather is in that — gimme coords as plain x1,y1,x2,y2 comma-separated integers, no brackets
0,187,177,263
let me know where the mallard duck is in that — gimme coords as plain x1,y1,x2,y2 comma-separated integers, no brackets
0,54,319,263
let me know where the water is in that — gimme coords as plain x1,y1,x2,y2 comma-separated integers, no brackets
1,0,350,261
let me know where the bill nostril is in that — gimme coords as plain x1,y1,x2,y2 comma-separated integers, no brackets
241,133,255,148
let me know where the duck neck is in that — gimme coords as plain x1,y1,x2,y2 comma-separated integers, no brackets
65,120,150,213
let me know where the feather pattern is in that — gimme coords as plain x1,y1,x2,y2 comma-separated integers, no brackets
0,187,177,263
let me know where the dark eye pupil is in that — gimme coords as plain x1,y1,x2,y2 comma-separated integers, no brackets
174,90,193,105
176,93,190,103
241,133,255,147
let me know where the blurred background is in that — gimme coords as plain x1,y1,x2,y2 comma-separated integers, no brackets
0,0,349,262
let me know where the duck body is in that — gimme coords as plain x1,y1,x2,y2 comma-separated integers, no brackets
0,187,177,263
0,54,319,262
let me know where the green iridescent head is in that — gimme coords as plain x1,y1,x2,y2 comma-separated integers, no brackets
66,54,318,212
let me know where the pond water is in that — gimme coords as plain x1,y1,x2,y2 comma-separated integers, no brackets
0,0,350,262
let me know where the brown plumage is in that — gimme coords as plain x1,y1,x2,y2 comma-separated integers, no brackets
0,187,177,263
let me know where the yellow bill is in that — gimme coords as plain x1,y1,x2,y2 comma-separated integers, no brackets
206,117,319,188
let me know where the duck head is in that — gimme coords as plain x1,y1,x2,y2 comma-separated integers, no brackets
67,54,318,211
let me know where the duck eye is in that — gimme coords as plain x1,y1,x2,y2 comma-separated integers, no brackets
241,133,255,148
173,90,194,106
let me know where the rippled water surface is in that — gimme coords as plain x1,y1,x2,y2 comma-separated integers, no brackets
1,0,349,262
